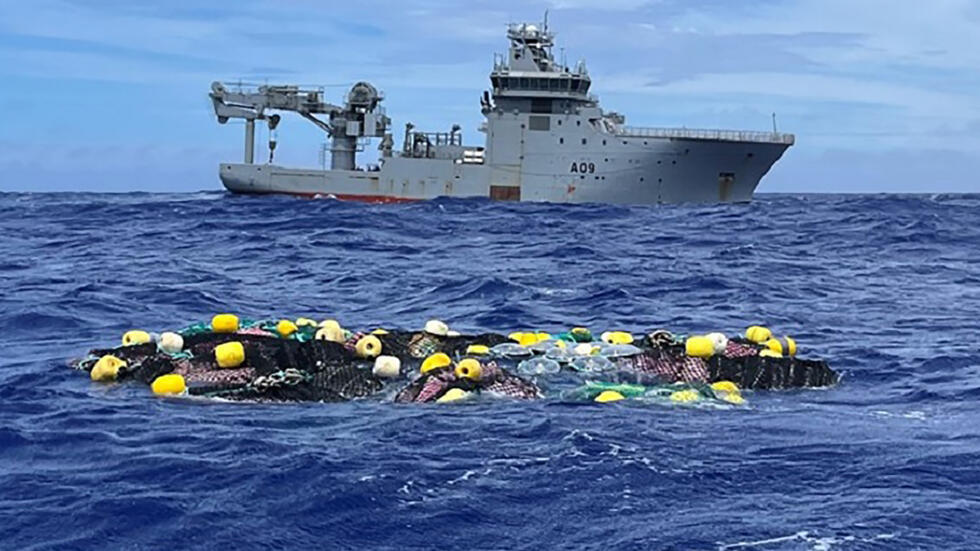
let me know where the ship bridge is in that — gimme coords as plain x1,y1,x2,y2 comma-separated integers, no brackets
486,22,592,104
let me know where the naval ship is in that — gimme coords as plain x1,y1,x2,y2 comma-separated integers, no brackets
210,20,795,204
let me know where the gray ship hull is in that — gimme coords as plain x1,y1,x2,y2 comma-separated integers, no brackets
212,20,794,205
221,135,790,204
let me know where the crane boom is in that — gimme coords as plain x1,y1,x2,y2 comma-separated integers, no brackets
209,81,391,169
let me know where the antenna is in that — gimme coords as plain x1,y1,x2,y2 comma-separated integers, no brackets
544,9,549,32
772,112,778,133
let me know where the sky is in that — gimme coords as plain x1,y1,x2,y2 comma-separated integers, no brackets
0,0,978,193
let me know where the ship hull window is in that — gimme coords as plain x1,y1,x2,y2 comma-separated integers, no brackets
529,116,550,131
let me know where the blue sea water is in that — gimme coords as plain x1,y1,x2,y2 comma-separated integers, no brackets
1,192,979,550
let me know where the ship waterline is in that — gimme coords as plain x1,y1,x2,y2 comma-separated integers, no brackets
212,21,794,204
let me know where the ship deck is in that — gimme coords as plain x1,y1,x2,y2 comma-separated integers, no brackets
617,126,795,145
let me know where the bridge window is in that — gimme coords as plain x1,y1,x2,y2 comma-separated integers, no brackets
520,77,530,88
531,98,552,114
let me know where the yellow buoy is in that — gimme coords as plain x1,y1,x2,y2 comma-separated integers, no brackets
151,374,186,396
766,337,797,357
746,326,772,344
518,333,540,347
420,352,452,374
122,330,151,346
710,381,740,394
355,335,383,358
90,355,126,382
601,331,634,345
466,344,490,355
670,389,701,403
211,314,240,333
685,336,715,358
595,390,625,403
215,341,245,368
722,393,746,405
711,381,745,405
371,328,390,335
277,319,298,338
436,387,470,403
455,358,483,380
295,317,318,328
319,319,342,331
759,349,782,358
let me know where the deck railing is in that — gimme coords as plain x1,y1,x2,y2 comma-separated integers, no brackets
616,126,795,145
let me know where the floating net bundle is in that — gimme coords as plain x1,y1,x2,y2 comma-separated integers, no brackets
71,316,839,406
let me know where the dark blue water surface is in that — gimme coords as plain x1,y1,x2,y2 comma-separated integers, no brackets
2,192,979,550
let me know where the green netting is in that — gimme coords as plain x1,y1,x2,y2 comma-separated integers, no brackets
568,381,722,402
178,317,265,337
178,322,211,337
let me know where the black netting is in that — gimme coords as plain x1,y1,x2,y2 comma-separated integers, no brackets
706,356,839,390
127,355,179,384
70,328,839,402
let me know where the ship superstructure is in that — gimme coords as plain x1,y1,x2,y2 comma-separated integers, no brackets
210,20,794,204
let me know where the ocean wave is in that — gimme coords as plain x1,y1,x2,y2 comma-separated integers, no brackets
1,192,979,549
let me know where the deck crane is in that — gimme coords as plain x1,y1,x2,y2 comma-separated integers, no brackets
209,81,391,170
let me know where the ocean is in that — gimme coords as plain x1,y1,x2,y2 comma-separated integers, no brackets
1,192,978,550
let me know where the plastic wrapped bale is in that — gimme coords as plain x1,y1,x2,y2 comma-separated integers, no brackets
182,332,285,359
722,339,760,358
73,342,160,375
377,331,509,360
192,361,385,403
394,360,540,403
128,354,182,384
269,339,357,371
376,331,442,359
615,349,710,383
706,355,839,389
440,333,511,357
566,381,741,405
214,339,379,400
